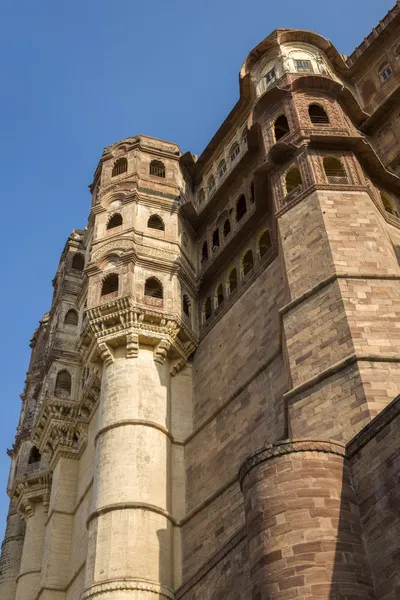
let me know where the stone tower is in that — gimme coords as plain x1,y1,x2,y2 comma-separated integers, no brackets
1,3,400,599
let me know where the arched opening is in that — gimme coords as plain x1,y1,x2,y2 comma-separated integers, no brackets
362,79,376,103
259,230,272,258
285,167,302,194
378,62,392,82
28,446,41,465
112,158,128,177
107,213,123,230
218,159,227,179
274,114,290,141
101,273,119,296
64,309,79,327
55,370,71,397
203,297,212,322
323,157,348,182
216,284,224,308
201,241,208,263
229,142,240,164
208,175,216,194
148,215,165,231
223,219,231,237
197,189,205,204
242,250,254,277
71,253,85,271
145,277,163,299
250,182,255,203
308,104,330,125
182,294,191,318
228,267,238,294
381,192,399,217
149,160,166,178
236,195,247,222
212,229,220,251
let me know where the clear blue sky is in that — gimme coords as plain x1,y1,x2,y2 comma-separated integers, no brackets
0,0,393,541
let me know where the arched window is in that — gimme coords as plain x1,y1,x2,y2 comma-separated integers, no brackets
242,250,254,277
380,192,399,217
223,219,231,237
183,294,191,318
236,195,247,222
308,104,330,125
379,62,392,82
201,241,208,263
107,213,123,230
229,142,240,164
218,159,227,179
228,267,238,294
28,446,41,465
362,79,376,103
148,215,165,231
150,160,166,178
274,115,290,141
55,370,71,397
212,229,220,251
145,277,163,299
208,175,216,195
323,157,348,183
72,253,85,271
216,284,224,308
258,230,272,258
101,273,119,296
197,188,205,204
64,309,79,327
285,167,302,194
112,158,128,177
241,128,248,147
203,297,212,322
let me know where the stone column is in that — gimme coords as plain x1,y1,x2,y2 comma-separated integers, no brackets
15,500,47,600
83,344,175,600
0,501,25,599
239,439,375,600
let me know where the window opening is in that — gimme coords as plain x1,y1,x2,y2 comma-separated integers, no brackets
72,253,85,271
216,284,224,307
28,446,41,464
323,157,348,183
65,310,78,326
208,175,216,195
259,230,272,258
101,273,119,296
379,63,392,82
55,370,71,396
201,241,208,263
242,250,254,277
223,219,231,237
228,268,238,294
265,67,276,84
145,278,163,299
229,142,240,164
149,160,166,178
381,192,399,217
285,167,302,194
236,195,247,222
107,213,123,229
212,229,220,251
309,104,330,125
274,115,290,141
112,158,128,177
183,294,191,318
204,298,212,321
218,159,227,179
295,60,313,73
148,215,165,230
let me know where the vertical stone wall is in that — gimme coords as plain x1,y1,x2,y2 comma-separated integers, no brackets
15,502,47,600
0,502,25,600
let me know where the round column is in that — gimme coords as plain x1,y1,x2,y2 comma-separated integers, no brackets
83,346,174,600
239,439,375,600
15,501,47,600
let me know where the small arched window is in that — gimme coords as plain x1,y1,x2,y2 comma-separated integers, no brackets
72,253,85,271
55,370,71,397
201,241,208,263
216,284,224,308
148,215,165,231
228,267,238,294
285,167,303,194
236,195,247,222
203,297,212,322
229,142,240,164
223,219,231,237
380,192,399,217
308,104,330,126
197,188,205,204
208,175,216,195
362,79,376,103
218,159,227,179
241,128,248,147
242,250,254,277
259,230,272,258
274,115,290,141
28,446,41,465
212,229,220,251
112,158,128,177
101,273,119,296
107,213,123,230
145,277,163,299
379,62,392,82
183,294,191,318
64,309,79,327
323,157,348,183
150,160,166,178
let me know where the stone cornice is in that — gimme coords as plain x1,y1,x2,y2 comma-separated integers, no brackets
238,438,346,489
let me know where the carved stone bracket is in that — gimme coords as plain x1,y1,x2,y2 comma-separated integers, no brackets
126,332,139,358
10,470,52,519
98,342,114,366
154,339,171,364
